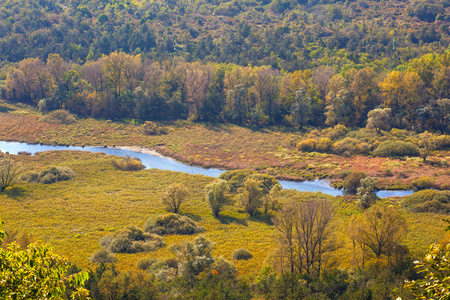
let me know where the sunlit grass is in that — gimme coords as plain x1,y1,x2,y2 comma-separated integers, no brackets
0,150,446,278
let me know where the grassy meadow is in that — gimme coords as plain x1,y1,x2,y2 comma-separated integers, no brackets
0,150,447,277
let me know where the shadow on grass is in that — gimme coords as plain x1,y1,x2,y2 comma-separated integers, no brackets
203,122,232,133
216,215,248,226
182,213,203,222
249,212,274,226
3,186,27,200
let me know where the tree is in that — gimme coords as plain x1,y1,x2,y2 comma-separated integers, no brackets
351,204,407,258
291,88,310,129
366,108,392,133
205,179,231,217
238,178,264,217
356,177,379,209
273,199,335,276
324,89,352,126
348,68,379,126
0,220,90,299
0,155,21,192
170,236,215,287
161,183,189,213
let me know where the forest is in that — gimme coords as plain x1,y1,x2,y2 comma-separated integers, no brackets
0,0,450,299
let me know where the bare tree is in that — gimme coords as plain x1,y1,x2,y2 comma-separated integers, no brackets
0,155,21,192
349,204,407,260
161,183,189,213
82,59,106,93
313,65,335,101
273,199,335,276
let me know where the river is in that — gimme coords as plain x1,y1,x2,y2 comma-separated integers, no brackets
0,141,414,198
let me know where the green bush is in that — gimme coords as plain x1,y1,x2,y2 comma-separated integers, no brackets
89,248,116,264
100,226,165,254
434,135,450,150
20,166,76,184
411,177,436,191
219,169,255,192
232,248,253,260
40,109,77,124
342,172,367,193
402,190,450,214
332,137,359,156
329,124,349,140
144,213,205,235
316,138,334,153
296,139,318,152
136,258,157,270
142,121,168,135
373,141,420,157
112,155,145,171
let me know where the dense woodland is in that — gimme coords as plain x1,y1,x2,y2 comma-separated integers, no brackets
1,0,450,299
2,51,450,134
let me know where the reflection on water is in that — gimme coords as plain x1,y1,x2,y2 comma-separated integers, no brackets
0,141,414,198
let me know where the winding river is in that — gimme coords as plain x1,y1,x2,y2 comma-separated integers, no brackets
0,141,414,198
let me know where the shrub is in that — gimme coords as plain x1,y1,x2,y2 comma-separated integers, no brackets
136,258,157,270
329,124,349,140
232,248,253,260
40,109,77,124
316,138,333,153
411,177,436,191
100,226,165,254
342,172,367,193
373,141,420,157
219,169,255,192
402,190,450,214
20,166,76,184
142,121,168,135
434,135,450,150
111,155,145,171
332,137,359,156
296,139,317,152
144,213,205,235
89,248,116,264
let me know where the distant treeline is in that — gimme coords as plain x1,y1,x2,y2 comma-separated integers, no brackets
3,52,450,133
0,0,449,71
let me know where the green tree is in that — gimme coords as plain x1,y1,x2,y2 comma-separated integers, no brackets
161,183,189,213
205,179,231,217
0,220,90,299
238,178,264,217
0,155,21,192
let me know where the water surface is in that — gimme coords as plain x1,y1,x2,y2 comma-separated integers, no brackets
0,141,414,198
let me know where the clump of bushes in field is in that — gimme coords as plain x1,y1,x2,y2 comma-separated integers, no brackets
111,155,145,171
402,190,450,214
411,177,437,191
219,169,279,193
89,248,116,264
373,141,419,157
20,166,76,184
40,109,77,124
100,226,165,254
232,248,253,260
136,258,178,282
142,121,168,135
144,213,205,235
